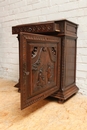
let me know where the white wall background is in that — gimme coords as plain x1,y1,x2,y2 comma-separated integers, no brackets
0,0,87,95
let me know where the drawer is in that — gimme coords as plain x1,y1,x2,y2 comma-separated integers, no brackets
12,22,60,34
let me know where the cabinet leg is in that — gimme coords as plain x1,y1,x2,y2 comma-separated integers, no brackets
14,81,20,92
14,82,19,88
58,99,65,104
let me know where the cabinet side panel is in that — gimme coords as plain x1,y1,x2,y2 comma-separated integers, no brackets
65,38,76,87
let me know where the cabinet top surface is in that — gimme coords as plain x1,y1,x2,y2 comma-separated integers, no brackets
12,19,78,28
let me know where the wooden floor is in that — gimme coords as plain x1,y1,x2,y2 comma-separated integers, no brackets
0,78,87,130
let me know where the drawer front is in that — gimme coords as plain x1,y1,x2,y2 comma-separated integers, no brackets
12,22,60,34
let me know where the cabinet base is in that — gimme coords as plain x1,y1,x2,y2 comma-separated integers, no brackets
50,85,79,103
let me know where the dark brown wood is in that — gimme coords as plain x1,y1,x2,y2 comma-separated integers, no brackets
51,84,78,102
14,35,21,92
12,19,79,109
20,32,61,109
12,21,60,34
50,20,79,102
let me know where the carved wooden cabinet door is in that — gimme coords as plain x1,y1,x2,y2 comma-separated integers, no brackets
20,32,61,109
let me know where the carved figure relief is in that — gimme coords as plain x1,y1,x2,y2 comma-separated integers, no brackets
37,69,45,87
32,45,57,93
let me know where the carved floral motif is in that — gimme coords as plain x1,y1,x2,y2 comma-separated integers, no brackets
52,47,56,55
32,47,38,58
32,59,40,71
12,23,53,34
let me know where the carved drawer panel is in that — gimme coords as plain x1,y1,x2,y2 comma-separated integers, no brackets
12,22,60,34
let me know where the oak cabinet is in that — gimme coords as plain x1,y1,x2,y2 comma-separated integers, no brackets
12,19,79,109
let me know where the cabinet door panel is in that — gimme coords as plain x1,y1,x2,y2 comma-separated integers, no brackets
20,32,61,109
